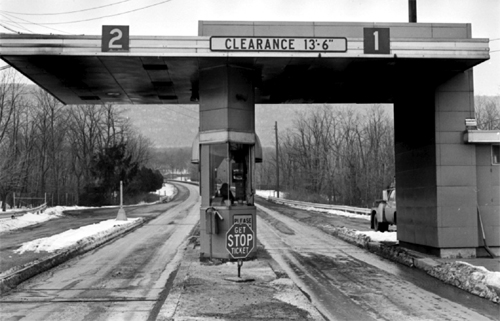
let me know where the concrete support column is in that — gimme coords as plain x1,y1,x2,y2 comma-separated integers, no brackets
395,71,479,258
199,64,255,136
434,70,478,257
394,84,439,253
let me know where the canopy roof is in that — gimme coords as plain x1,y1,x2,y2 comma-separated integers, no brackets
0,21,489,105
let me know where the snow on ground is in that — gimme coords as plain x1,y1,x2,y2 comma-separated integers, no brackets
290,204,371,221
14,218,141,254
355,230,398,243
156,183,176,197
0,206,81,233
458,261,500,292
257,190,396,243
256,190,286,199
257,190,370,221
3,186,173,255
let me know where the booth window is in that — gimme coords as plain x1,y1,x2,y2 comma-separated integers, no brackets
209,143,253,206
493,145,499,165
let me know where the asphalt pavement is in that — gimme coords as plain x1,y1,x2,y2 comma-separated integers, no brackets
1,192,498,319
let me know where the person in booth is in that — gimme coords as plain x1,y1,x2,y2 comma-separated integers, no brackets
219,183,235,205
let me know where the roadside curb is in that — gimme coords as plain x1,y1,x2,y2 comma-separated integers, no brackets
0,217,145,295
317,223,500,303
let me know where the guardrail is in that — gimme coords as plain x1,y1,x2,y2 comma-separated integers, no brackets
0,203,48,218
265,197,371,215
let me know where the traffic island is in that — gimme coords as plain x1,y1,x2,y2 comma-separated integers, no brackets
157,243,324,320
316,223,500,303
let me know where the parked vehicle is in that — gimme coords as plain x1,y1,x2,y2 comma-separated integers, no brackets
370,188,396,232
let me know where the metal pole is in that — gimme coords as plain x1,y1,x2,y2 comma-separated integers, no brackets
120,181,123,207
116,180,127,220
275,121,280,198
409,0,417,23
238,259,243,278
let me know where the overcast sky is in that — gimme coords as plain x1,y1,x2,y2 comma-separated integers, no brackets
0,0,499,95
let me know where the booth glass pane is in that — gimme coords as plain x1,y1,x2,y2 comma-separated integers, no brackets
209,143,229,206
229,143,252,205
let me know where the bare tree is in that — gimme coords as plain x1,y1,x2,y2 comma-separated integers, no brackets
475,96,500,130
275,105,395,207
0,68,29,210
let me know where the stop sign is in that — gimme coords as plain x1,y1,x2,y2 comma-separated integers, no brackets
226,223,255,259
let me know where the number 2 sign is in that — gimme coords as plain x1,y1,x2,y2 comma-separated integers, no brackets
363,28,390,54
102,26,129,52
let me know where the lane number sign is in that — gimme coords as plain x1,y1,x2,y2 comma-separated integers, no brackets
363,28,390,54
226,223,255,259
102,25,129,52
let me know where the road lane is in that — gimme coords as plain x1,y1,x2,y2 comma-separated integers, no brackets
0,190,188,274
0,183,200,321
256,203,497,321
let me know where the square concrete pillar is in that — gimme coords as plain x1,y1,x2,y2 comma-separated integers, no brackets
435,70,479,257
395,71,480,258
199,64,255,134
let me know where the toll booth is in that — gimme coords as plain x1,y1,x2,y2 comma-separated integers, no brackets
190,63,263,260
192,134,262,260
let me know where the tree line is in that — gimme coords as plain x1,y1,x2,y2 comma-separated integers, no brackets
0,69,163,210
256,97,500,208
256,105,395,207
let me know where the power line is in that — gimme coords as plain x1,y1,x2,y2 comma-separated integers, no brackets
0,13,34,33
0,22,21,33
0,12,76,34
0,0,135,16
0,0,173,25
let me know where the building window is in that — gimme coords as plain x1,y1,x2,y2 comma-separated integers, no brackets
493,145,500,165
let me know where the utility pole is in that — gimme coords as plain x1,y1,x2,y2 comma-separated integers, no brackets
409,0,417,23
275,121,280,198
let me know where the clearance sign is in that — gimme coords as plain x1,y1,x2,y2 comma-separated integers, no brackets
210,36,347,52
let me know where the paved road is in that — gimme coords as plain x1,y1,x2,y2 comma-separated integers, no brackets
256,203,499,321
0,183,200,321
0,193,188,273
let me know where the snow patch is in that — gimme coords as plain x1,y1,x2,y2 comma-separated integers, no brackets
156,183,176,197
14,218,141,254
355,230,398,243
290,204,371,221
256,190,286,199
0,206,80,233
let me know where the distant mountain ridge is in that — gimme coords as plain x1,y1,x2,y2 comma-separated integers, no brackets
119,104,315,148
119,104,394,148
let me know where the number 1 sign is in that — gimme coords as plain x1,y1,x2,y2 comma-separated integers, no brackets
363,28,390,54
102,26,129,52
